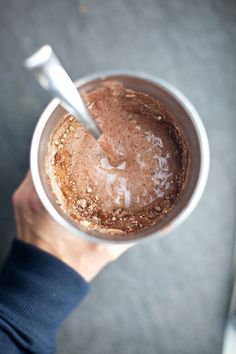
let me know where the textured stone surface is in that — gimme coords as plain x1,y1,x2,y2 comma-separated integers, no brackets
0,0,236,353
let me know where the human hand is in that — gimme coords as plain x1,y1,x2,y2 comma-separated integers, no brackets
12,172,133,281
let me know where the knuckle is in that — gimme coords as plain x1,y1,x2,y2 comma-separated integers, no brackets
26,191,41,213
89,243,100,253
12,190,21,207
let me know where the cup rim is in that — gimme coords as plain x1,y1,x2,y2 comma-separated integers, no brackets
30,70,210,244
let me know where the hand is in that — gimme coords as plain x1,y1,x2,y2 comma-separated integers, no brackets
12,172,133,281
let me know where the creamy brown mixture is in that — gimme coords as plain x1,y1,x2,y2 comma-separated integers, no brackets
46,81,189,234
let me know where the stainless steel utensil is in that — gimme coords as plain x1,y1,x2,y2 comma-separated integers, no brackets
25,45,101,139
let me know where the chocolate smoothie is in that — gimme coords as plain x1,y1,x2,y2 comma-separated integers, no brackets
46,81,189,234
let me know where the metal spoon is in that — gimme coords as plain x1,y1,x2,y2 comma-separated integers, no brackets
24,45,101,140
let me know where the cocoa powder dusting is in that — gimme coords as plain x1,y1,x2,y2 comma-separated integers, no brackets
46,81,189,234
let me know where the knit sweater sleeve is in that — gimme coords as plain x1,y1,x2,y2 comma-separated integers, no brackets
0,239,90,354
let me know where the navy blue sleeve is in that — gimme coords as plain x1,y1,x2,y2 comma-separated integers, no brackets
0,239,90,354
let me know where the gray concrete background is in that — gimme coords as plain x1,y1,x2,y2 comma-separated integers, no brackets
0,0,236,353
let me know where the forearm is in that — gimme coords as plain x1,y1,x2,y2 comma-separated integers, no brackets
0,239,89,354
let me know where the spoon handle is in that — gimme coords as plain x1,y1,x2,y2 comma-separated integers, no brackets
25,45,101,139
